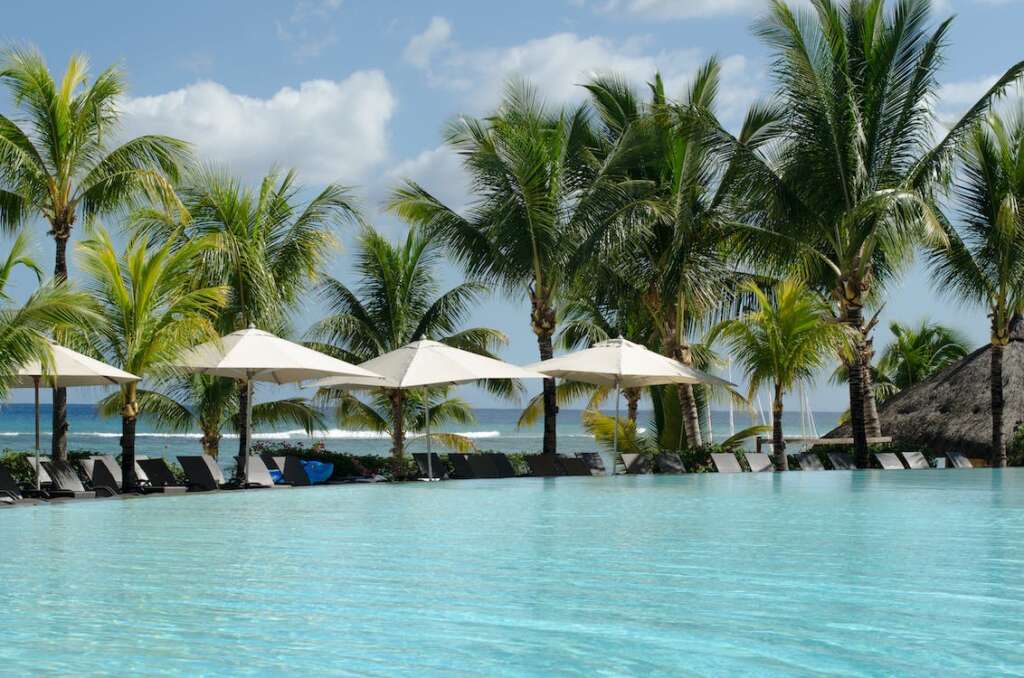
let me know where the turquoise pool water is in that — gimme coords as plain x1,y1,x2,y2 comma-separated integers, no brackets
2,469,1023,676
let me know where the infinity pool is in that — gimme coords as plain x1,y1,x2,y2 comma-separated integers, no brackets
2,469,1023,676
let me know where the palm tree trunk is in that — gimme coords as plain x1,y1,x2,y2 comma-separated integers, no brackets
236,382,249,479
119,384,139,491
390,390,405,460
862,336,882,437
624,388,641,423
991,342,1006,467
202,431,220,458
51,231,70,462
677,384,703,448
531,292,558,456
842,303,870,467
772,383,787,471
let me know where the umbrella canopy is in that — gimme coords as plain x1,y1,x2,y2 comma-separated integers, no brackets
174,326,384,486
314,339,544,480
14,342,139,387
315,339,545,389
12,342,139,491
525,337,734,471
524,337,733,389
176,326,383,384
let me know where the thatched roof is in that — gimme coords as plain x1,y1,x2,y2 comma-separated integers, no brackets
827,321,1024,458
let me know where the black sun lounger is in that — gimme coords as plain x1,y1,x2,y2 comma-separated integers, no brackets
447,453,475,479
797,452,825,471
82,458,121,495
277,456,311,486
901,452,930,469
243,457,288,488
0,466,23,503
413,453,447,479
710,453,743,473
41,461,103,498
655,453,686,474
620,453,651,474
744,452,774,472
177,455,231,491
577,452,606,475
873,452,905,470
467,454,500,479
558,456,593,476
524,454,563,477
136,458,188,493
484,453,516,478
945,452,973,469
826,452,856,470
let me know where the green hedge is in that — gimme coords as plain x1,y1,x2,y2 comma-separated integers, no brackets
251,441,414,480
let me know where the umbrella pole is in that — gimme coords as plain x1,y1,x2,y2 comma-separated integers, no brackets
424,389,433,480
613,379,620,476
33,376,40,492
242,376,253,487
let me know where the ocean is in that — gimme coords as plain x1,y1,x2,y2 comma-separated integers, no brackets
0,403,844,460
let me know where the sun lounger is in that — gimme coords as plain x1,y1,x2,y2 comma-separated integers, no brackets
467,454,500,479
826,452,856,470
577,452,606,475
41,460,103,498
0,467,23,503
413,453,448,479
797,452,826,471
136,459,188,493
558,456,593,476
901,451,930,469
80,458,121,495
620,453,651,474
177,455,231,491
655,453,686,474
276,455,312,486
484,453,516,478
945,452,973,469
524,454,563,477
710,453,743,473
744,452,774,472
244,456,289,488
447,453,475,479
873,452,905,470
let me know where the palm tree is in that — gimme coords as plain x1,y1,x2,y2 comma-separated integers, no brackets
712,0,1024,466
388,81,643,455
0,232,95,396
832,319,969,403
75,225,226,490
0,47,191,460
582,63,775,449
98,374,326,458
711,280,847,470
135,166,360,475
927,109,1024,467
308,225,510,466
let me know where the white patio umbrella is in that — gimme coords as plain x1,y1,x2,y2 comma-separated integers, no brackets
13,342,140,490
525,337,734,469
174,326,384,485
314,339,545,480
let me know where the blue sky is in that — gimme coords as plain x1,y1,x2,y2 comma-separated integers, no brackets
2,0,1023,409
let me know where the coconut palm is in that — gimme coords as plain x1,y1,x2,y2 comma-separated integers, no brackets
582,62,775,449
97,374,326,458
711,280,848,470
832,319,970,403
0,232,96,396
134,166,360,474
388,80,644,456
0,47,191,460
75,225,226,490
308,225,510,465
709,0,1024,466
927,109,1024,467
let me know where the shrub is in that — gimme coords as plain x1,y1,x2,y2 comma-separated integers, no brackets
250,441,414,480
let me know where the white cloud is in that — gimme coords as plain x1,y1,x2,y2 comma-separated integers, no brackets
385,145,472,214
593,0,766,19
118,71,396,184
276,0,344,60
404,20,761,127
403,17,453,69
